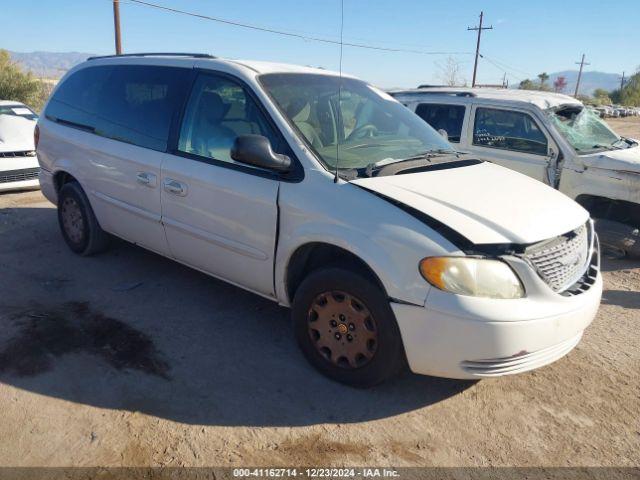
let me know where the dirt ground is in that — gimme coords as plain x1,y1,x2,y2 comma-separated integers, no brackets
606,115,640,138
0,123,639,468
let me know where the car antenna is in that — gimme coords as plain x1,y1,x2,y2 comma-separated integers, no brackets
333,0,344,184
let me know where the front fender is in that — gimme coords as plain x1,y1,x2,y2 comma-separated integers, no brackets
560,167,640,205
275,172,460,307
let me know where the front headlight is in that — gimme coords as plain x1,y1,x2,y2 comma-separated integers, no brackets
419,257,524,299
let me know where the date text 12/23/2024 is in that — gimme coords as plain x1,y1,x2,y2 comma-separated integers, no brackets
233,468,400,478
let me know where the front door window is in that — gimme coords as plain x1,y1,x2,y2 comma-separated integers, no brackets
473,108,548,155
178,74,282,166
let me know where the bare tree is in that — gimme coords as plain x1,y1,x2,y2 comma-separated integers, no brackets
437,56,467,86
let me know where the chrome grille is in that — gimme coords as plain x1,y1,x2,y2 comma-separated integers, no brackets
0,167,40,184
525,223,591,293
562,235,600,297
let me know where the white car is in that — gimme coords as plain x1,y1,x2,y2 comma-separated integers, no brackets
37,54,601,386
0,101,39,192
391,87,640,257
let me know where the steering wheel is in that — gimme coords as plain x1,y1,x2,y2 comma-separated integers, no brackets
347,124,378,141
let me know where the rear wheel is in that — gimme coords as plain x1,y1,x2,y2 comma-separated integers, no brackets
292,267,406,387
57,182,110,256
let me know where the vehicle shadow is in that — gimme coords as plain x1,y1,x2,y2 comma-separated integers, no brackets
601,289,640,309
599,255,640,273
0,206,474,427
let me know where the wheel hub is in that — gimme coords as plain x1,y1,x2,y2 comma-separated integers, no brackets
61,197,84,244
307,290,378,369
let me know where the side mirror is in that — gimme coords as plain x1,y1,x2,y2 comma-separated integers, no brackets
231,134,291,172
437,129,448,141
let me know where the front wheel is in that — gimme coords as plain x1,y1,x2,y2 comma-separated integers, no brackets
292,267,406,387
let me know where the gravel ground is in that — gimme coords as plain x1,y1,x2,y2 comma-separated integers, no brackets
0,125,639,469
607,116,640,138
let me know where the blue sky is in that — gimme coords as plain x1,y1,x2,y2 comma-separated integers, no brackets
5,0,640,88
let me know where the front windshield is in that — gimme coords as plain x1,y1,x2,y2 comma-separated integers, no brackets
259,73,454,173
548,105,624,154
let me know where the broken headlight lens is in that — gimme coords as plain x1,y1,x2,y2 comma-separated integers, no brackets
419,257,524,299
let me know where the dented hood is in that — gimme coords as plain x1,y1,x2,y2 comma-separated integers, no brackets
580,144,640,174
352,161,588,245
0,114,36,152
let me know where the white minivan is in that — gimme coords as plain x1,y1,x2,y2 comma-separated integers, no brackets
37,54,602,386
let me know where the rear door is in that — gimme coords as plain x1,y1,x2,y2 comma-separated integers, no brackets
466,105,553,182
160,71,286,296
44,64,192,254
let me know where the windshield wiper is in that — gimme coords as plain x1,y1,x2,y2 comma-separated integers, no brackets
591,144,617,151
364,149,458,177
611,137,633,148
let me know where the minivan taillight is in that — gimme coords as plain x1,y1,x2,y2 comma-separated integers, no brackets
34,124,40,150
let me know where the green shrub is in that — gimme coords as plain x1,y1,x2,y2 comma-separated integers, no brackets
0,49,49,112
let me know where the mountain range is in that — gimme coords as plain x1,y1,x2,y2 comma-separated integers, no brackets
546,70,623,96
7,50,626,96
8,51,95,78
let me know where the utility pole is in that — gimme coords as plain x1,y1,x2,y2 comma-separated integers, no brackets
621,71,626,91
502,72,507,89
573,54,589,98
113,0,122,55
468,11,493,88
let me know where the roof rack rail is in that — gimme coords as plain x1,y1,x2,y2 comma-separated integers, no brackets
87,52,216,61
418,85,477,97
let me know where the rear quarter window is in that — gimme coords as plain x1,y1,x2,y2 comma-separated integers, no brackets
415,103,466,142
45,65,192,151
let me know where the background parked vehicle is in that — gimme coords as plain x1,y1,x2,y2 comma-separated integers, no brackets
0,101,39,192
391,87,640,258
37,54,601,386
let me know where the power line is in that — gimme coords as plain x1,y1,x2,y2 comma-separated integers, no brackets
120,0,472,56
479,54,533,78
467,11,493,87
480,53,534,82
478,54,526,84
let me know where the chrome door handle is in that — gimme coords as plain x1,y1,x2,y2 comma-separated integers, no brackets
163,179,187,197
136,171,157,187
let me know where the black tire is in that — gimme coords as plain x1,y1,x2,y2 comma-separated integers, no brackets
292,267,406,388
57,181,110,256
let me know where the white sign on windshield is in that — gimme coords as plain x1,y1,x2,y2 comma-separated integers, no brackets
12,107,33,116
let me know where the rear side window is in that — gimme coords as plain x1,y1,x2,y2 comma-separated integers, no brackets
46,65,191,151
415,103,466,142
473,107,548,155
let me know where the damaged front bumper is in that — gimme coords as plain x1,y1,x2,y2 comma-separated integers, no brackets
391,243,602,380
